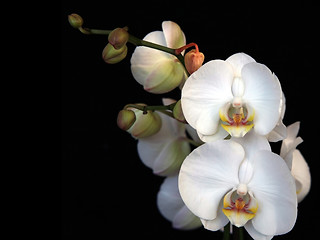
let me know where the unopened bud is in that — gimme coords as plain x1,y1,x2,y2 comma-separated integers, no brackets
184,49,205,74
117,109,136,131
102,43,127,64
172,100,186,123
68,13,83,29
126,104,162,138
108,27,129,50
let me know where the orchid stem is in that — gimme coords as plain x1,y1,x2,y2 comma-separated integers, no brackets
78,27,112,35
239,227,244,240
223,223,230,240
234,227,244,240
124,103,176,114
71,15,188,75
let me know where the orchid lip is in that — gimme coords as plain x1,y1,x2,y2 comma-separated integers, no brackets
222,188,258,227
219,105,255,137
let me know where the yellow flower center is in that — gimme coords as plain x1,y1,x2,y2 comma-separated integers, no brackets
219,105,255,137
222,187,258,227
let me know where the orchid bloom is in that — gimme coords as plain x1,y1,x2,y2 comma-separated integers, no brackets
137,99,191,176
280,122,311,202
131,21,187,94
178,131,297,239
157,175,202,230
181,52,282,142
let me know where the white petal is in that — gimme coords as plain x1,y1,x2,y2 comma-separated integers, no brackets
153,139,190,176
162,98,176,106
137,112,190,176
157,176,184,221
248,150,297,236
200,199,229,231
291,150,311,203
181,60,234,136
130,31,168,67
226,52,256,77
157,176,202,230
244,221,273,240
232,130,271,160
267,121,287,142
139,59,185,93
280,121,302,158
162,21,186,50
144,30,167,46
178,140,244,220
286,121,301,139
242,63,282,136
173,205,202,230
280,122,303,169
185,124,203,143
197,124,229,142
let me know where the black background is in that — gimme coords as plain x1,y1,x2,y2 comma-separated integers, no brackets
61,1,317,239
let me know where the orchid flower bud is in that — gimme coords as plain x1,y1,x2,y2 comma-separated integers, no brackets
184,49,205,74
102,43,127,64
68,13,84,29
117,109,136,131
172,100,186,123
108,27,129,50
126,104,162,138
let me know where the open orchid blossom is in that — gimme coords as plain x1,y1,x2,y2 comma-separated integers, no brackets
137,99,191,176
179,131,297,239
280,122,311,202
131,21,187,94
181,52,282,141
157,175,202,230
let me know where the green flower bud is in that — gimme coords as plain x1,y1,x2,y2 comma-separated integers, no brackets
68,13,83,29
117,109,136,131
108,27,129,50
172,99,186,123
127,104,162,138
102,43,127,64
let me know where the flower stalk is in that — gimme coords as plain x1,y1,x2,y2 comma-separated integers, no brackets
124,103,176,114
223,223,230,240
69,13,187,72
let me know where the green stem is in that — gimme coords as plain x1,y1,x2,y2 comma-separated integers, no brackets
234,227,244,240
79,27,112,35
75,24,189,75
223,223,230,240
239,227,244,240
124,103,176,114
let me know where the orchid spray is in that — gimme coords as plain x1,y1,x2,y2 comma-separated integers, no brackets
67,14,311,240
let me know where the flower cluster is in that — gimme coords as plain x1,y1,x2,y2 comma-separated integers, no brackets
69,16,311,239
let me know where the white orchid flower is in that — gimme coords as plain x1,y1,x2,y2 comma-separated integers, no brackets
181,52,282,142
178,131,297,239
137,99,191,176
157,175,202,230
280,122,311,202
131,21,187,94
